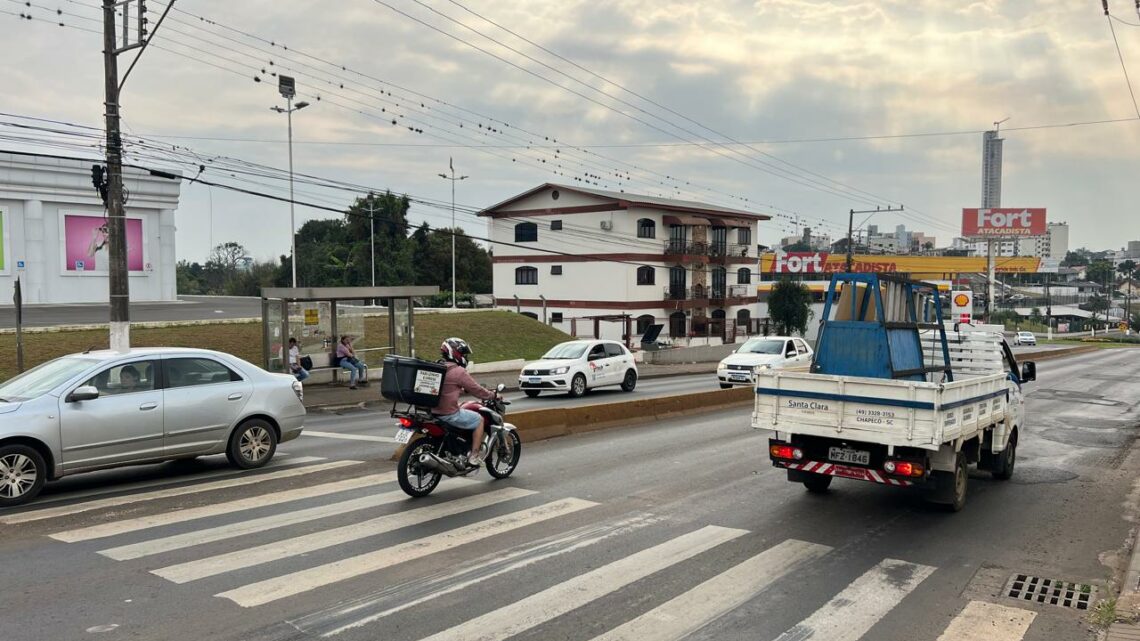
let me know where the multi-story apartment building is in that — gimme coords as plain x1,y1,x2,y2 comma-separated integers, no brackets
966,222,1069,258
480,184,768,342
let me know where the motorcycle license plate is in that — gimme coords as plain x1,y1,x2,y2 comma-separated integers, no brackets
528,377,541,384
394,428,415,444
828,447,870,465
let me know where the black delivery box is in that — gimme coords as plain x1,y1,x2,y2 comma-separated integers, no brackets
381,355,448,407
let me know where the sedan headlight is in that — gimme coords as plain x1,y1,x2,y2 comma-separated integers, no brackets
552,366,570,375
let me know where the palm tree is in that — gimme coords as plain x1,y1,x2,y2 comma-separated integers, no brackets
1120,260,1137,330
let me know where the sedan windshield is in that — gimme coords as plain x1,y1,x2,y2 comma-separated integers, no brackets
738,339,785,355
541,343,589,360
0,356,98,402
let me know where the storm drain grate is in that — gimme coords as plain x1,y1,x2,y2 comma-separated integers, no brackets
1005,574,1095,610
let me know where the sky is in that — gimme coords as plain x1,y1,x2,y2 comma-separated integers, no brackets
3,0,1140,262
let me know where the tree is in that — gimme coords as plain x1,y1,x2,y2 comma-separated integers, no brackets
768,279,813,336
1029,307,1043,324
1086,260,1114,286
922,241,935,251
1061,251,1089,267
1085,295,1110,323
782,241,813,252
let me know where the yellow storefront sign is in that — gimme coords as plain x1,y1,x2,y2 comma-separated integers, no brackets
760,252,1042,275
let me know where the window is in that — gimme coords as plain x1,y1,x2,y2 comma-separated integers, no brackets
514,222,538,242
795,339,810,355
550,220,563,231
551,312,563,323
637,218,656,239
551,265,563,275
604,343,626,357
636,265,655,285
163,358,241,389
588,344,607,361
636,314,655,334
737,268,752,285
515,266,538,285
83,360,158,395
784,341,797,357
738,227,752,246
669,311,687,338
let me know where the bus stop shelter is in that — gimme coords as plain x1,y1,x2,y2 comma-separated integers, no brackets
260,286,438,373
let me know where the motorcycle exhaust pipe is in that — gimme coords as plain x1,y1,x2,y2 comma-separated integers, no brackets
418,452,460,477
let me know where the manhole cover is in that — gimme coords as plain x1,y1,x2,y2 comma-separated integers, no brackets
1005,574,1095,610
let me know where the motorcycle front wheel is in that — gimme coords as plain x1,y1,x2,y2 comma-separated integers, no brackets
486,430,522,479
398,436,443,497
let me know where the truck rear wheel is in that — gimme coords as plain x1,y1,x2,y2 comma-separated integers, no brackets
928,452,968,512
802,474,833,493
992,431,1017,481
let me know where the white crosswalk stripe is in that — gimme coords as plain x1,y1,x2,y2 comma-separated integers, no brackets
413,525,748,641
2,459,360,525
773,558,936,641
587,539,833,641
51,472,397,543
936,601,1037,641
98,481,473,560
157,486,539,584
216,497,597,607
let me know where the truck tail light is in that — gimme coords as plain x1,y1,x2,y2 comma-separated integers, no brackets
770,445,803,460
884,460,924,477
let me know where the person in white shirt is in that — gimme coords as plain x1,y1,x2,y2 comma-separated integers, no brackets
287,338,309,381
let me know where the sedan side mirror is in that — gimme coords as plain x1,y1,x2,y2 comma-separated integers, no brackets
68,385,100,402
1020,362,1036,383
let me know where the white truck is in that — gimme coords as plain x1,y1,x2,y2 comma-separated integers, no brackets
752,292,1036,511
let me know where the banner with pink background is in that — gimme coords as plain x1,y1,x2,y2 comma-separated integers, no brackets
63,214,144,272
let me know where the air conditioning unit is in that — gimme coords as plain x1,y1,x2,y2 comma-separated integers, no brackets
600,220,613,231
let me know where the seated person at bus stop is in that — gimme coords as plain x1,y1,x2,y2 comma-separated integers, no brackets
336,335,368,389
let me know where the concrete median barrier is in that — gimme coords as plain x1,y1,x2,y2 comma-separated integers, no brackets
1018,344,1101,361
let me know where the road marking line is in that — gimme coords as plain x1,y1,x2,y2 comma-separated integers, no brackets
935,601,1036,641
215,497,596,607
296,513,664,637
158,486,537,585
304,430,400,443
773,558,936,641
27,456,323,507
2,460,360,525
588,539,832,641
51,471,395,543
100,483,448,560
413,525,748,641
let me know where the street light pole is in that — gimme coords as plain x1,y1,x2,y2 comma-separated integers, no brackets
438,158,468,309
365,196,378,288
272,76,309,288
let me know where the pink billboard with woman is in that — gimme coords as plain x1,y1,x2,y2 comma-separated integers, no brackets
64,214,144,272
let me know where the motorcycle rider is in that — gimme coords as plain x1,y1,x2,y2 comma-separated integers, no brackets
432,337,497,467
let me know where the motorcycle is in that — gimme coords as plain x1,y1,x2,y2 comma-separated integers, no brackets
392,383,522,497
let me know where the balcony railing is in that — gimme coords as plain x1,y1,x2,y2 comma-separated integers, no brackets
664,286,710,301
664,241,750,259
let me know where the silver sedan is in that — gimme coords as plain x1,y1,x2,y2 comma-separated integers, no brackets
0,347,306,506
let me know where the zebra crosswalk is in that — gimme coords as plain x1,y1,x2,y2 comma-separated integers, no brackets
10,458,1064,641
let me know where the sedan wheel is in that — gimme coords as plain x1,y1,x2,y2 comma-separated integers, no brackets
227,419,278,470
0,445,47,507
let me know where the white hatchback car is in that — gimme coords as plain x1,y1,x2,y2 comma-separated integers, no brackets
519,340,638,398
1014,331,1037,346
717,336,814,388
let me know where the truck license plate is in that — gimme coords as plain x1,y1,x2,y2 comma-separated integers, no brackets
395,428,414,444
828,447,870,465
730,374,750,382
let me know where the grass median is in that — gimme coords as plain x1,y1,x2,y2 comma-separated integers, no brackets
0,311,569,381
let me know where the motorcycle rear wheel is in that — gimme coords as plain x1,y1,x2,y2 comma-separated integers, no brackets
398,437,443,497
486,430,522,479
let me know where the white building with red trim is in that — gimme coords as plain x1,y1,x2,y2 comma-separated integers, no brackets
478,184,769,343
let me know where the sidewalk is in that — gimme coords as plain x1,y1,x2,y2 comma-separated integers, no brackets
301,362,715,410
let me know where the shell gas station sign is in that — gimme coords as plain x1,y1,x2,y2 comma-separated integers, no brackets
950,291,974,324
760,252,1044,276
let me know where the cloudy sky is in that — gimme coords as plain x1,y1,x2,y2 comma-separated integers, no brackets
4,0,1140,261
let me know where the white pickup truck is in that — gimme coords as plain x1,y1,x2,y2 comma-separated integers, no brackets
752,328,1035,511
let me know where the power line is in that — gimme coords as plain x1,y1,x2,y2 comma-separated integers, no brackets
1105,3,1140,119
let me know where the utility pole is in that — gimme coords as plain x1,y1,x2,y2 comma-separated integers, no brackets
846,206,904,272
365,195,378,288
438,158,468,309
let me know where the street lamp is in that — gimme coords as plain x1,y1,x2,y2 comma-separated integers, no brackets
271,75,310,288
438,158,468,309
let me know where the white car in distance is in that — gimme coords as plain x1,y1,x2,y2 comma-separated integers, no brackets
717,336,814,389
1014,331,1037,346
519,340,638,398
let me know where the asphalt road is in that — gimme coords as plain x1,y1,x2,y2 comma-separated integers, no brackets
0,295,264,327
2,348,1138,641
